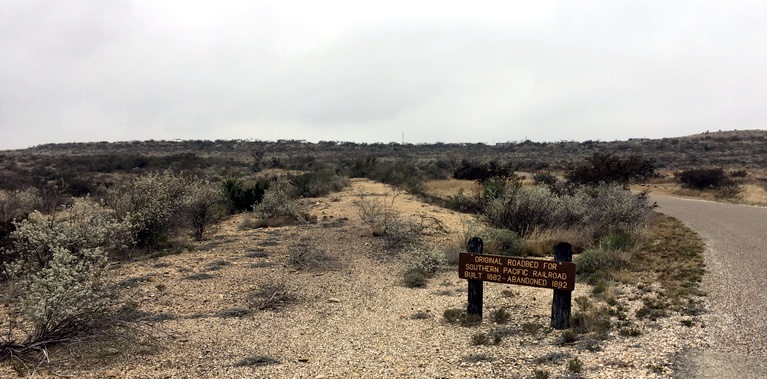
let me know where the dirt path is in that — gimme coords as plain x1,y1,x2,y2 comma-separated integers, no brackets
652,195,767,378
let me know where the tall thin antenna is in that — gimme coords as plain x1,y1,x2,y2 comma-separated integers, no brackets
402,132,404,144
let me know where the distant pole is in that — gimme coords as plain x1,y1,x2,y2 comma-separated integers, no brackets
466,237,484,318
551,242,573,329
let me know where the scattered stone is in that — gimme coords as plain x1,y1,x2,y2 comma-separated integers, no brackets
102,348,120,356
328,297,341,303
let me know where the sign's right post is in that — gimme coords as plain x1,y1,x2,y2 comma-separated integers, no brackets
551,242,573,330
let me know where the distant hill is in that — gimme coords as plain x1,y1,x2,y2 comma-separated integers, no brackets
6,129,765,170
0,130,765,193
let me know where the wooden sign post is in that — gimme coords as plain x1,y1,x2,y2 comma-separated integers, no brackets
550,242,573,329
466,237,484,318
460,238,575,329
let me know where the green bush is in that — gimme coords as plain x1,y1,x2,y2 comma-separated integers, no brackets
566,153,656,185
482,181,651,239
453,159,513,181
573,184,652,237
483,182,560,237
576,249,623,276
568,357,584,373
223,174,269,214
474,227,519,256
599,231,635,251
0,188,42,251
443,189,483,214
675,168,732,189
533,172,558,187
184,180,227,240
106,172,187,249
402,267,428,288
253,182,307,223
404,247,446,277
2,200,128,344
491,308,511,324
290,168,348,198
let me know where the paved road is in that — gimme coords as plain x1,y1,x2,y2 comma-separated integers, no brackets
652,195,767,378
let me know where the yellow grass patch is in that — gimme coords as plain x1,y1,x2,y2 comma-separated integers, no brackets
422,179,478,199
740,184,767,205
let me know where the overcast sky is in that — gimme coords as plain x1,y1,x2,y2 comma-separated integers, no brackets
1,1,766,150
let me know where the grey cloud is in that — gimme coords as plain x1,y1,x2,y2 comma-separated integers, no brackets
1,1,766,149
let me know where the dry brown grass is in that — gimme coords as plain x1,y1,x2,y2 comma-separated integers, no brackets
422,179,478,200
517,228,594,257
740,184,767,205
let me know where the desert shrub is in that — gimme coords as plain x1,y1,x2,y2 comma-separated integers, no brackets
560,330,578,344
404,247,446,277
675,168,732,189
289,245,340,271
290,167,349,198
476,227,519,256
533,172,558,187
471,332,492,345
571,297,612,337
715,183,744,199
106,172,187,249
442,308,481,326
491,308,511,324
483,182,560,237
247,279,299,311
478,180,650,241
572,184,652,237
222,174,269,214
453,159,513,181
729,169,748,178
576,249,624,276
443,189,483,214
402,267,428,288
234,356,280,367
0,188,42,249
356,191,445,249
1,200,129,346
184,180,227,240
568,357,584,373
599,231,635,251
345,157,421,190
566,153,656,185
5,200,132,270
442,246,464,266
253,182,307,223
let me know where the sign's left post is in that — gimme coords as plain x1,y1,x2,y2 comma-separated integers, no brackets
466,237,484,319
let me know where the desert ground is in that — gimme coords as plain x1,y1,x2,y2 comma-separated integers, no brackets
2,179,708,378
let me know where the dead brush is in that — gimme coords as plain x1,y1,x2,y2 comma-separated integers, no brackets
288,244,341,271
247,278,300,311
355,190,447,249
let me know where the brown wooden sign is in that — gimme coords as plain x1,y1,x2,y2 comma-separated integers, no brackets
459,252,576,291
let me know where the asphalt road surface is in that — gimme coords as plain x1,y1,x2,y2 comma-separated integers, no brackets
652,195,767,378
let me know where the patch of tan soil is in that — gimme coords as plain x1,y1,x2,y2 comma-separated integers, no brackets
2,179,705,378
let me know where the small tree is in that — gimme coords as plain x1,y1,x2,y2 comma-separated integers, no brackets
184,180,226,240
675,168,732,189
223,175,269,214
566,153,656,185
106,172,187,249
